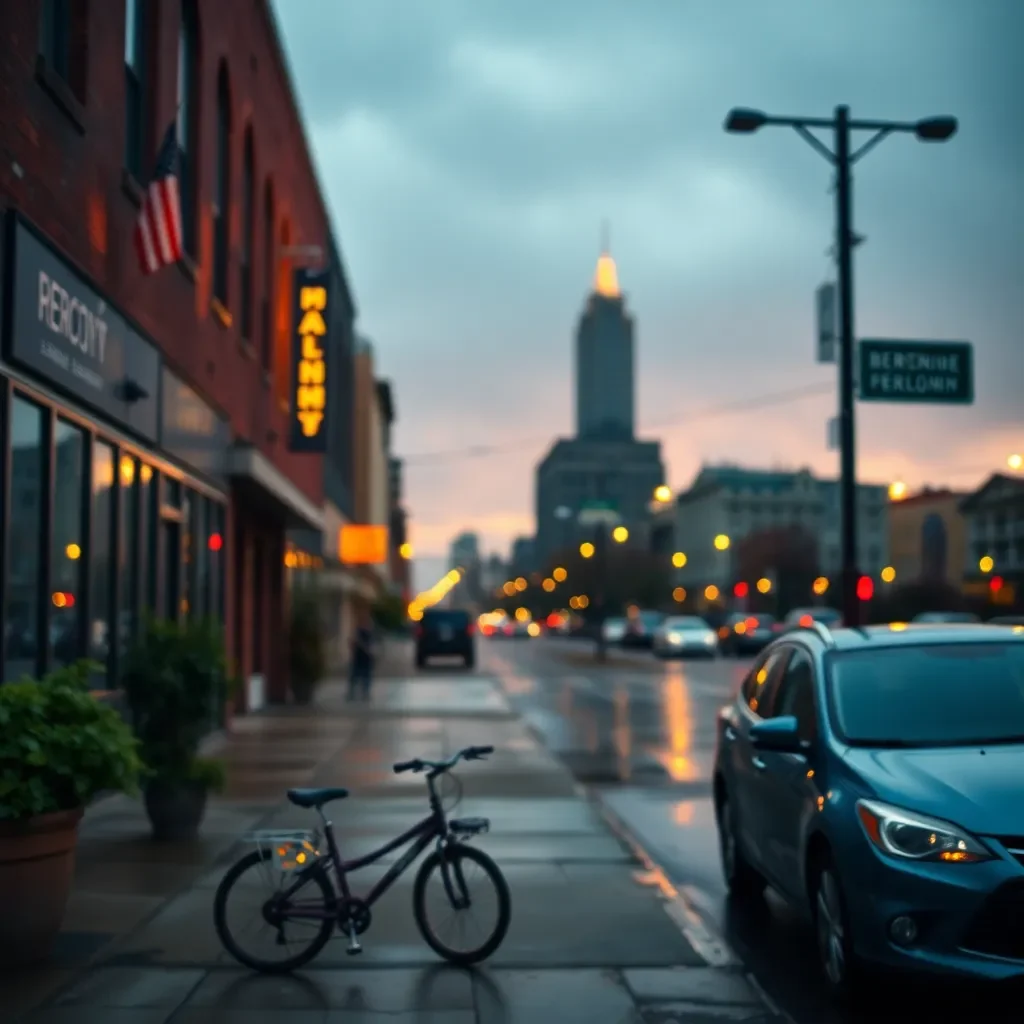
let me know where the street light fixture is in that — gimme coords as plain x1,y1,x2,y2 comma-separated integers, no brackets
1009,453,1023,472
724,103,957,627
653,484,673,503
888,480,908,501
612,525,629,543
579,542,595,559
672,551,687,568
713,534,731,551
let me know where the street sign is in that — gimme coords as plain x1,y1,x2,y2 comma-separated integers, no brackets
816,283,836,363
578,500,620,527
858,339,974,404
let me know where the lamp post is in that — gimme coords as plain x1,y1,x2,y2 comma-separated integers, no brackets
724,105,957,626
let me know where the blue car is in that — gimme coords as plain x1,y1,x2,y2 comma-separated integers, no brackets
713,621,1024,1001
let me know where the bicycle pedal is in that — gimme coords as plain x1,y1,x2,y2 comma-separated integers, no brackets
346,944,363,956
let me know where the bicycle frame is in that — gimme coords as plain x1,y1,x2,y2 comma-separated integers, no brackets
274,781,450,921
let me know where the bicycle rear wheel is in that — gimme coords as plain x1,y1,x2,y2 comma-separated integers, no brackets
412,843,510,965
214,848,335,973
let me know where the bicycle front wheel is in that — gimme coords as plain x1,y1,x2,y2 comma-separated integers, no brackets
214,848,336,973
412,844,511,965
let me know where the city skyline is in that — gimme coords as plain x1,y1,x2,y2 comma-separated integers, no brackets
272,0,1024,587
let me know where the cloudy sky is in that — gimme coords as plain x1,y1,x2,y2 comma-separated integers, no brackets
272,0,1023,591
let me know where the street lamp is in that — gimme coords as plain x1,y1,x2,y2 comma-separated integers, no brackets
612,525,629,543
579,542,595,559
713,534,731,551
725,104,957,627
888,480,908,501
1009,453,1023,472
671,551,687,568
653,484,672,503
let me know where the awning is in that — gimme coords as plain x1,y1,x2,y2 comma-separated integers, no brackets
226,442,324,531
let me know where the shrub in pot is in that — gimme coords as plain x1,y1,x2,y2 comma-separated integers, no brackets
289,586,326,705
122,617,228,841
0,660,142,967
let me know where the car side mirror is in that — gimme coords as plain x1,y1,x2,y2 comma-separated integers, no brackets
750,715,806,754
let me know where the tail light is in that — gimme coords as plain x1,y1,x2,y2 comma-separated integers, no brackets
466,623,475,635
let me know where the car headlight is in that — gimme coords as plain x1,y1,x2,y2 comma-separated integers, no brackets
667,632,682,644
856,799,992,863
703,632,717,645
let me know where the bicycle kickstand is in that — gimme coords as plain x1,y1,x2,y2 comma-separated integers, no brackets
346,923,362,956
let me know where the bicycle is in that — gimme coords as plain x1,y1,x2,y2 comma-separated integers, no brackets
213,744,511,973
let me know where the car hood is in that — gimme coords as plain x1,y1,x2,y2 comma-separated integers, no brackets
843,744,1024,836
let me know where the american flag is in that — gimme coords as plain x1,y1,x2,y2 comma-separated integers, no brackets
134,120,183,275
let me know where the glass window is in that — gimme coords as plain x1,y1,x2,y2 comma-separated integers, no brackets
240,130,254,339
51,419,86,668
124,0,146,177
160,518,181,621
138,462,155,614
5,397,45,682
768,649,817,741
89,441,115,683
261,180,274,371
829,644,1024,748
740,647,787,715
118,454,137,657
40,0,72,83
212,62,231,304
176,0,198,255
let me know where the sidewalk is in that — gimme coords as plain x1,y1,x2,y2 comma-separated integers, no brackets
3,674,781,1024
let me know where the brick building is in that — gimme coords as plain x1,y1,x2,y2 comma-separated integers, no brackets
0,0,347,704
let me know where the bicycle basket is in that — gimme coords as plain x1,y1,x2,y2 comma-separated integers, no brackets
243,830,322,873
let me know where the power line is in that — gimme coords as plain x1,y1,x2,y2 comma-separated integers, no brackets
400,381,835,467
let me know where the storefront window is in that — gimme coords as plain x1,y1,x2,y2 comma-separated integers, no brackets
5,397,45,682
193,493,208,620
51,419,86,668
89,441,115,684
118,454,137,658
139,462,155,615
181,490,192,618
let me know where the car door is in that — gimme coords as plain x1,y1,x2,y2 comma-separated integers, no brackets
755,645,821,900
721,646,791,872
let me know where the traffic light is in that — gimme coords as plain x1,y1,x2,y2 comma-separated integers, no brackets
990,575,1004,593
734,581,749,598
856,576,874,602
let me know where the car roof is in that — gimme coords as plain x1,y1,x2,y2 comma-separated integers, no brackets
793,622,1024,652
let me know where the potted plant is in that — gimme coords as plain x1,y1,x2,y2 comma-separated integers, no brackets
0,660,142,966
121,617,227,841
289,586,326,705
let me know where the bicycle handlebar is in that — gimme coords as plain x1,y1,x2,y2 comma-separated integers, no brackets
393,745,494,775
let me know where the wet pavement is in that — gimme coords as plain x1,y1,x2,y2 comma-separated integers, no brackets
2,666,780,1023
485,636,1021,1024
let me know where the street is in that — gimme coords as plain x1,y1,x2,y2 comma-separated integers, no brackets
481,635,1020,1024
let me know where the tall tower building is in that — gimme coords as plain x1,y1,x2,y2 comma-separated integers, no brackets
575,243,634,441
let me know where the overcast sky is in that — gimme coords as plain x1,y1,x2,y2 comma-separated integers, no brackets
272,0,1023,592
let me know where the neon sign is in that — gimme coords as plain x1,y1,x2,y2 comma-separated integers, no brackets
289,267,329,452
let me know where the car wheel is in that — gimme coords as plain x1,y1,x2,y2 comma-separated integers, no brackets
717,790,765,900
812,858,861,1002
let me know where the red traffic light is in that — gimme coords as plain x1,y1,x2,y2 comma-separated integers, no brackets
734,581,749,598
856,576,874,602
990,575,1004,592
208,533,224,552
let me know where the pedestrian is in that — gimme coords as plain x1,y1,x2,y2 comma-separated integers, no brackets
347,610,376,701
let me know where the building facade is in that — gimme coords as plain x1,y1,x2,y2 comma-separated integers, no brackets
674,465,889,592
0,0,337,703
960,473,1024,605
887,488,969,588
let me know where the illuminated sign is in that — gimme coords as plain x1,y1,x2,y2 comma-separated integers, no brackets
339,524,389,565
289,267,330,452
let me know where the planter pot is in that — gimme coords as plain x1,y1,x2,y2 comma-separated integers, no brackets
144,781,208,841
290,677,316,705
0,808,84,968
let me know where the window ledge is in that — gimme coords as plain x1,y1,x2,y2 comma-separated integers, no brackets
211,297,233,329
177,254,198,284
34,55,85,134
121,169,144,208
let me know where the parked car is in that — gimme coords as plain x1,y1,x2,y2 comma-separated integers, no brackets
990,615,1024,628
602,617,628,644
621,610,664,649
653,616,718,658
713,621,1024,1000
912,611,980,624
781,606,842,634
719,613,778,656
415,609,475,668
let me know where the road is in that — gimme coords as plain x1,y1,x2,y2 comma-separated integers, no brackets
475,634,1018,1024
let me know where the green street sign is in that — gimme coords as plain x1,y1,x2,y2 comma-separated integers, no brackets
858,339,974,405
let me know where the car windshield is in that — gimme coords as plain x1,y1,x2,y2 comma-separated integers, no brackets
744,614,775,627
424,611,469,629
789,608,840,624
828,643,1024,747
912,611,979,623
667,617,707,629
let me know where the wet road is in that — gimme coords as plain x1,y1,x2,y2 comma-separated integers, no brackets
481,635,1019,1024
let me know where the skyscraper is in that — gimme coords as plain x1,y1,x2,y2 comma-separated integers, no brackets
575,247,634,441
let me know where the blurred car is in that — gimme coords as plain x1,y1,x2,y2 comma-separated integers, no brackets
990,615,1024,628
719,612,778,656
653,616,718,658
602,617,628,644
415,608,475,669
621,610,664,649
714,621,1024,1000
912,611,981,624
781,606,842,634
499,620,532,638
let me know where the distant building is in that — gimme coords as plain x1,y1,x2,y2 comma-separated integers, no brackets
674,465,889,591
576,248,634,441
959,474,1024,600
449,531,482,603
509,536,536,577
480,554,508,598
888,488,969,588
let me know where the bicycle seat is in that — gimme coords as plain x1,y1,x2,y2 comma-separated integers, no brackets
286,787,350,809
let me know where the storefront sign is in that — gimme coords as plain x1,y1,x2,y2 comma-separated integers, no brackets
3,215,160,441
289,267,329,452
160,368,231,482
339,524,389,565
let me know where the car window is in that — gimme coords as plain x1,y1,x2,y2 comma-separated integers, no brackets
423,610,469,629
740,648,789,716
767,648,817,741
